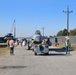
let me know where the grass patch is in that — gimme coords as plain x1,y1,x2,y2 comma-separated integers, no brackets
52,43,64,48
0,44,18,56
71,45,76,51
0,47,9,56
53,43,76,51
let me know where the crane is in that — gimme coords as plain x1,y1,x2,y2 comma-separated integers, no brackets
11,20,16,38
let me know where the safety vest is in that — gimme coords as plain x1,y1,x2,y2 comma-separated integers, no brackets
9,40,14,45
66,42,70,47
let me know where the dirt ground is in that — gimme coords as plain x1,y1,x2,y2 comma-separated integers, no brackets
0,44,18,56
0,47,9,56
53,43,76,51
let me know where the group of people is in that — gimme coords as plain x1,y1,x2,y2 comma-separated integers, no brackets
18,39,26,47
7,30,71,55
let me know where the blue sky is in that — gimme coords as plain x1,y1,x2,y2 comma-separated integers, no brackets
0,0,76,37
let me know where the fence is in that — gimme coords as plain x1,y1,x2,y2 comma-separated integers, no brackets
50,36,76,44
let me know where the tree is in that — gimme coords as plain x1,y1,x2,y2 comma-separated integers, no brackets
57,28,76,36
57,29,67,36
57,30,63,36
62,29,67,36
69,28,76,36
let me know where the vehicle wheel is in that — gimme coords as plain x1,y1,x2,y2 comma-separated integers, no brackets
34,52,37,55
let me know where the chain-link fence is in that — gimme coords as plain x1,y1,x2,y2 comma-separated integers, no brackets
50,36,76,44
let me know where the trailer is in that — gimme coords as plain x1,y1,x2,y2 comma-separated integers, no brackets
34,44,49,55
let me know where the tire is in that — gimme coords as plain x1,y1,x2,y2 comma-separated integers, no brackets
34,52,37,55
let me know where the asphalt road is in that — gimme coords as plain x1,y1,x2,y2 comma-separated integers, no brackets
0,45,76,75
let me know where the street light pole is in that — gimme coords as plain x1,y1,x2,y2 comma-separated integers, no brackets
63,6,73,36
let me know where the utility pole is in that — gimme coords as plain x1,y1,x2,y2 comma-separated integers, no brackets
63,6,73,36
41,26,45,37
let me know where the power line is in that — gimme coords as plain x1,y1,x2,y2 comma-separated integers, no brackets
63,5,73,36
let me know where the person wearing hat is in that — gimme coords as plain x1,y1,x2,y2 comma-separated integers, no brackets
65,37,71,54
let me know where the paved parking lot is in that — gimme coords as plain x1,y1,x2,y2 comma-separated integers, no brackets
0,46,76,75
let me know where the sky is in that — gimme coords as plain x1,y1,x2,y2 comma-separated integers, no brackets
0,0,76,37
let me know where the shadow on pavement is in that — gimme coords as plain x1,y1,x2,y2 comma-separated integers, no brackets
37,53,66,56
47,53,66,56
0,66,27,69
36,47,70,56
49,47,66,52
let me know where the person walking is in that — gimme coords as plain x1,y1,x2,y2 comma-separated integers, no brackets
55,37,59,46
46,38,52,46
9,38,14,55
27,39,30,50
20,39,23,47
65,37,71,54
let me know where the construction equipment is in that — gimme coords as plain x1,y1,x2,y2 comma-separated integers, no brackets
11,20,16,38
